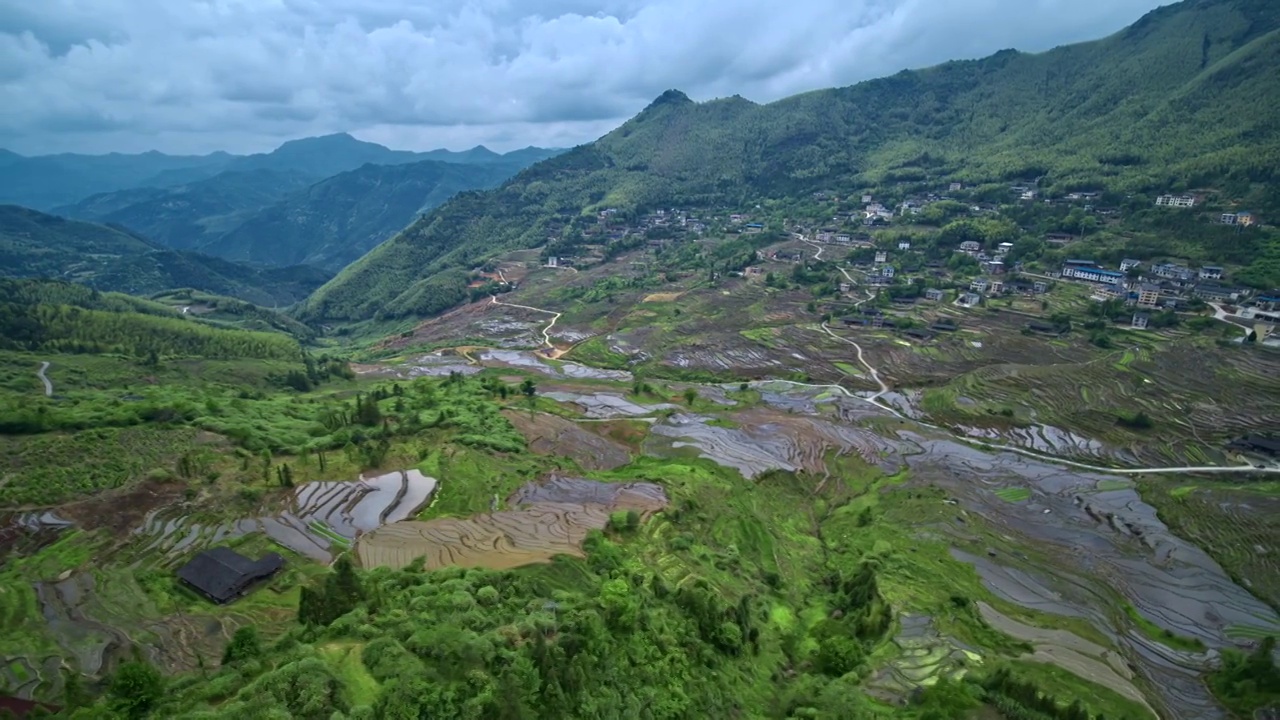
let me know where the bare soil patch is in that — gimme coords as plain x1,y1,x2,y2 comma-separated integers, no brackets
503,411,631,470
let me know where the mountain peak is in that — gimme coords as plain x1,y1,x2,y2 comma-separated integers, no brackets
646,89,693,109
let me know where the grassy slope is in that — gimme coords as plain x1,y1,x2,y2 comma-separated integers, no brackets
0,206,332,307
301,0,1280,322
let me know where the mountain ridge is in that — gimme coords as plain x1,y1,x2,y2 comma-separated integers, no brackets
299,0,1280,322
0,205,329,306
0,137,565,211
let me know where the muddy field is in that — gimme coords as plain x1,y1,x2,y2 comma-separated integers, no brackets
647,406,903,478
357,476,668,570
503,411,632,470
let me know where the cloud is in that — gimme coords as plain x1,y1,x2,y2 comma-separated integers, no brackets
0,0,1171,155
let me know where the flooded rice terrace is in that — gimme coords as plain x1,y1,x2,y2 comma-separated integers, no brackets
357,476,668,570
133,470,438,563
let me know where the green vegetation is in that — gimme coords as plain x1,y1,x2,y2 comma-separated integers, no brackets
1122,603,1207,652
1208,636,1280,718
995,487,1032,503
0,205,330,306
304,0,1280,321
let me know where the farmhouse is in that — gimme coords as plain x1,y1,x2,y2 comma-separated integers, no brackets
177,547,284,604
1131,313,1149,330
959,240,981,253
1198,266,1223,280
1061,261,1124,285
1227,436,1280,458
1044,233,1076,246
958,292,981,307
925,288,946,302
970,278,989,292
903,328,935,342
1155,194,1196,208
932,319,959,332
1135,283,1161,308
1120,258,1141,272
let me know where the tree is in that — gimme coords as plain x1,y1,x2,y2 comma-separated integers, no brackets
683,388,698,406
520,379,537,398
222,625,262,666
108,660,163,718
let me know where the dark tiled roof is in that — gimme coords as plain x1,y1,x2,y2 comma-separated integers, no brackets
177,547,283,604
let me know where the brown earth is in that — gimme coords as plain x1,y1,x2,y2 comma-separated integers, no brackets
502,411,632,470
357,477,667,570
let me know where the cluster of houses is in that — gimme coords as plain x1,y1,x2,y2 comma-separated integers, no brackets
1052,258,1251,309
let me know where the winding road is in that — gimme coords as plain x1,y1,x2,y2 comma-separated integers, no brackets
800,238,857,284
480,257,1278,478
490,295,561,348
36,361,52,397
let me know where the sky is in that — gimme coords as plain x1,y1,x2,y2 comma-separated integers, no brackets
0,0,1172,156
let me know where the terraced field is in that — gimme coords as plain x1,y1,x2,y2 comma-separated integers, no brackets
132,470,437,564
1140,480,1280,612
357,476,668,570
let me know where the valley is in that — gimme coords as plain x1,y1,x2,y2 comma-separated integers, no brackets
2,0,1280,717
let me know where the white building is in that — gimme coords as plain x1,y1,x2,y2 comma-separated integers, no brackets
1155,194,1196,208
1062,266,1125,285
875,251,888,264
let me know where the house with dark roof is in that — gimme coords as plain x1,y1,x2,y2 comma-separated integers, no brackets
1227,436,1280,458
932,319,959,332
903,328,935,342
176,547,284,604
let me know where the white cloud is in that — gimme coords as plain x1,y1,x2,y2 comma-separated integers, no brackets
0,0,1171,155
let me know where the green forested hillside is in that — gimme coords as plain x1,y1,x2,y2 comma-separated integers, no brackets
0,206,330,306
207,159,526,271
0,278,302,362
54,169,315,250
300,0,1280,321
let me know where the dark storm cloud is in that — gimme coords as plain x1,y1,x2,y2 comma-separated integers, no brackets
0,0,1171,154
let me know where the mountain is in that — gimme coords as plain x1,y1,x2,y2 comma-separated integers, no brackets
0,205,329,306
53,168,314,250
204,159,528,271
0,151,232,210
299,0,1280,322
1,135,565,212
41,141,567,263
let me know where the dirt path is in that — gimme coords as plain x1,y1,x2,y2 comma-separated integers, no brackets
181,306,190,315
489,295,561,348
801,238,856,284
819,322,889,401
36,361,52,397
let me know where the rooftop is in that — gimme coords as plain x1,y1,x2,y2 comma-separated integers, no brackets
176,547,284,604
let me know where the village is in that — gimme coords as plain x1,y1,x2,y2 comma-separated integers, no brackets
523,179,1277,347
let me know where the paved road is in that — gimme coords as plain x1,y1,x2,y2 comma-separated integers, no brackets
490,295,561,347
36,361,52,397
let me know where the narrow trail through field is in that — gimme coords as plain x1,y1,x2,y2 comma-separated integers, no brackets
490,295,561,348
36,361,52,397
819,322,888,401
181,306,190,315
803,235,888,401
483,268,1275,479
801,238,856,284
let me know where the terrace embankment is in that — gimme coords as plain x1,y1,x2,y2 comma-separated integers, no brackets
357,476,668,570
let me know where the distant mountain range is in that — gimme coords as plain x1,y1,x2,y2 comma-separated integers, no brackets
0,205,328,307
1,133,562,211
300,0,1280,322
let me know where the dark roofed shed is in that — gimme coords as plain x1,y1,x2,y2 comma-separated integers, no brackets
177,547,284,604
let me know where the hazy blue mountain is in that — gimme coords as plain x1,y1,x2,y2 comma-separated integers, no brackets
0,205,329,306
205,159,524,271
0,135,564,211
55,169,315,250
